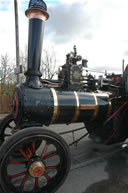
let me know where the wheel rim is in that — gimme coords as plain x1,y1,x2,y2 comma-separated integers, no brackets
0,115,14,143
0,132,70,193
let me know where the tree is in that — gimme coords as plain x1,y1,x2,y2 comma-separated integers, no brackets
41,46,57,79
0,45,57,86
0,54,16,84
19,46,28,83
0,54,16,95
20,46,27,73
20,45,57,80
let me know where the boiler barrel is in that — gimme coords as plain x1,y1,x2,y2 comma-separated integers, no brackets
51,88,111,124
12,85,112,125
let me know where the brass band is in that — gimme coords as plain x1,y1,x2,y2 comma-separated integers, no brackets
80,105,96,110
106,94,112,117
72,91,80,122
107,100,112,116
51,88,59,124
91,92,99,121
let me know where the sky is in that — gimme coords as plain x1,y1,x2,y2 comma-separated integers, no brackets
1,0,128,74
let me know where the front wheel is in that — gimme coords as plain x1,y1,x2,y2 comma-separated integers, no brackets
0,127,71,193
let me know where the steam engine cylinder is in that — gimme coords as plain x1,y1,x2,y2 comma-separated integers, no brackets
13,85,111,126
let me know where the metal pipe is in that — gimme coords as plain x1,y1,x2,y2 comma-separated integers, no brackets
25,0,49,89
14,0,20,84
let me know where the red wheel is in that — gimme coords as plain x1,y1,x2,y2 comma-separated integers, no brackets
0,127,71,193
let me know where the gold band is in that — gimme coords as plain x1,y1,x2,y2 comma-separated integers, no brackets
106,94,112,117
107,99,112,116
91,92,99,121
72,91,80,122
80,105,96,110
51,88,59,124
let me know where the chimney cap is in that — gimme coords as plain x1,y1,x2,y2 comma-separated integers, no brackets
25,0,49,20
28,0,47,11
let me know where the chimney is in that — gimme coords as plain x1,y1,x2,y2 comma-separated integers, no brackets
25,0,49,88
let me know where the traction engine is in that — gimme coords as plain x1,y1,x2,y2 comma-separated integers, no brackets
0,0,128,192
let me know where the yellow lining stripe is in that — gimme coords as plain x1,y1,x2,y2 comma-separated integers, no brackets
72,91,80,122
91,92,99,121
51,88,59,124
80,105,96,110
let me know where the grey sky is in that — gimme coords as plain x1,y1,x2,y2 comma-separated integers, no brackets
1,0,128,73
46,1,92,43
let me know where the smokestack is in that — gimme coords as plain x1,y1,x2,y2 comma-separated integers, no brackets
25,0,49,88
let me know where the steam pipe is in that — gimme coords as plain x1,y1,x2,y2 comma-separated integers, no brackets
24,0,49,89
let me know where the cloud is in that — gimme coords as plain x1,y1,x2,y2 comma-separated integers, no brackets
45,1,92,44
0,0,28,59
124,51,128,57
0,10,15,58
94,65,121,73
88,0,128,41
1,0,128,74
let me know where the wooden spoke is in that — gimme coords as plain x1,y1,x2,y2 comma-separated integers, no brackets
43,172,51,181
44,152,57,160
10,172,26,179
9,161,25,164
21,174,28,187
19,148,29,161
41,144,49,159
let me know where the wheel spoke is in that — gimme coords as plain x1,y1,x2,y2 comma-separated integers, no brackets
21,174,28,187
43,172,51,181
9,161,25,164
41,144,49,159
35,177,39,187
4,134,12,137
8,124,13,129
44,152,57,160
46,166,57,169
27,147,32,156
18,148,30,161
9,172,26,179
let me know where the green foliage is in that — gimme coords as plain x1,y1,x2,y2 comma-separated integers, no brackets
0,83,16,96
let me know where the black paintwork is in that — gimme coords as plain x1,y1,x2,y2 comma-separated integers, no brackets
96,95,109,121
25,18,44,88
78,92,95,122
13,84,53,125
57,91,76,123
